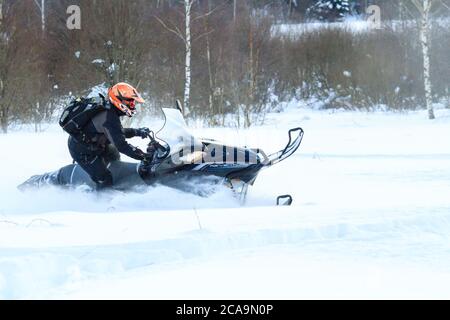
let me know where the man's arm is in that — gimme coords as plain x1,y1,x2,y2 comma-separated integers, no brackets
123,128,138,139
103,112,146,161
123,128,150,139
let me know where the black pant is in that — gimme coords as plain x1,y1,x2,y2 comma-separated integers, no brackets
68,137,120,189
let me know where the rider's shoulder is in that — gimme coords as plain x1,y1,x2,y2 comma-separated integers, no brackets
91,94,109,107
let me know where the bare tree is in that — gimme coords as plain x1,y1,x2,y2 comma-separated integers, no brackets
184,0,192,114
154,0,194,114
0,0,18,133
32,0,45,34
202,0,214,113
412,0,438,119
155,0,216,115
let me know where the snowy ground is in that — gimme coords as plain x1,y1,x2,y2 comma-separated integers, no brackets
1,106,450,299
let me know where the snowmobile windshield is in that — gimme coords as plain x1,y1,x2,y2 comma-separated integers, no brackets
156,108,203,154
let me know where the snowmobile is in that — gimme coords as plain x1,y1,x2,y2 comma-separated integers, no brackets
18,107,303,205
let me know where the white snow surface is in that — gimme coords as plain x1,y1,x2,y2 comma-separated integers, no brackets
272,17,450,39
1,106,450,299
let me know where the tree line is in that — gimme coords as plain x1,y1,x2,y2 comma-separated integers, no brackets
0,0,449,132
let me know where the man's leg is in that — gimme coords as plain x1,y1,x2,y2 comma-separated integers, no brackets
68,139,113,190
79,155,113,190
104,144,121,162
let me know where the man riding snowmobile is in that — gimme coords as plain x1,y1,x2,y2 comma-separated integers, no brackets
22,95,304,203
62,82,153,190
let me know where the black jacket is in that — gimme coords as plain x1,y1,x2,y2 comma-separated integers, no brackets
75,102,145,160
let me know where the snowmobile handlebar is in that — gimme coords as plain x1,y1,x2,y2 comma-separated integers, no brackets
145,130,165,151
139,133,171,178
145,131,170,161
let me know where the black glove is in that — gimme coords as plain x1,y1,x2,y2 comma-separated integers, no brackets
138,151,155,178
135,149,153,162
143,153,154,164
147,142,157,155
135,127,151,139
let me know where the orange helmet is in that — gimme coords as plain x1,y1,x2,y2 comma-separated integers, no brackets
108,82,145,117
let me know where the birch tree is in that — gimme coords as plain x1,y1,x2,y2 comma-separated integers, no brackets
202,0,215,114
154,0,215,115
155,1,190,115
412,0,437,119
33,0,45,33
184,0,192,114
0,0,5,132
